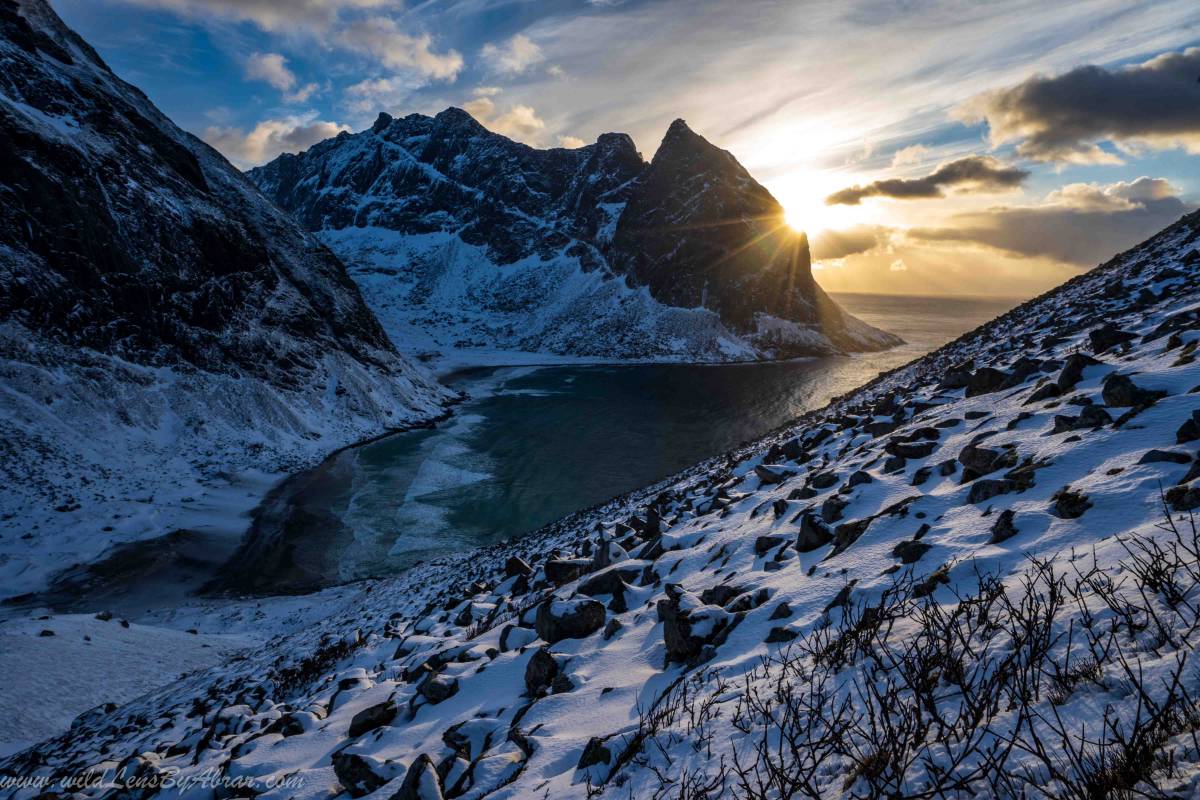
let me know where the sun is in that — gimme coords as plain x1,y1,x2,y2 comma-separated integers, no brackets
769,167,863,239
780,188,857,238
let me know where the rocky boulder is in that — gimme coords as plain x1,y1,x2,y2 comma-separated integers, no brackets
347,701,396,738
1102,374,1167,408
535,598,606,643
657,584,738,666
332,752,391,797
392,754,444,800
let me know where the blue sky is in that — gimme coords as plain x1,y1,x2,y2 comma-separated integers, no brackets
54,0,1200,295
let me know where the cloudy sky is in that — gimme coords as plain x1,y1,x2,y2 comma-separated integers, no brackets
56,0,1200,297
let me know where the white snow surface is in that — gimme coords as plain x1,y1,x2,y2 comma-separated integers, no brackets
3,213,1200,796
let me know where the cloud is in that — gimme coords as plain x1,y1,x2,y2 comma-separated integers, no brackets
246,53,295,91
890,144,928,167
909,177,1193,264
557,135,586,148
959,47,1200,163
826,156,1029,205
811,225,892,261
337,17,463,80
201,113,349,168
461,96,545,142
480,34,545,75
117,0,393,33
343,75,422,113
244,52,319,102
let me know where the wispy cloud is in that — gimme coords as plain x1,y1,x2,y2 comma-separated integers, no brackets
115,0,396,33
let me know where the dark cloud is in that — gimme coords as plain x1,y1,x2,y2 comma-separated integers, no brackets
909,178,1193,265
960,48,1200,163
811,225,891,260
825,156,1028,205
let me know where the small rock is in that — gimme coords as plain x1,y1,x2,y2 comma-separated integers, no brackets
1089,324,1136,354
755,465,790,485
990,509,1019,543
38,629,54,637
965,367,1009,397
821,495,849,523
657,584,737,666
1057,353,1103,390
1166,484,1200,512
505,556,533,578
810,472,838,489
418,673,459,705
754,535,789,556
1102,373,1166,408
535,598,606,643
823,582,856,612
578,737,612,769
332,752,390,798
891,540,930,564
524,647,562,696
885,440,936,459
846,470,872,487
602,618,623,640
1176,411,1200,444
968,478,1016,504
764,626,798,644
768,602,792,620
544,558,591,585
1139,450,1193,465
391,753,444,800
795,513,833,552
1052,487,1092,519
913,565,950,598
348,701,397,738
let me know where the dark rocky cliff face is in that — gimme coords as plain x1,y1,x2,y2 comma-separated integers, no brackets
0,0,424,391
251,110,899,358
608,119,844,335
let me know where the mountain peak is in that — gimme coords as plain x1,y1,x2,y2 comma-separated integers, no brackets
434,106,484,131
652,116,722,164
667,118,692,134
371,112,393,134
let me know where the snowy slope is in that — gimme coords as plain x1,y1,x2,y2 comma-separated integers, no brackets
6,208,1199,794
0,0,453,599
249,113,899,365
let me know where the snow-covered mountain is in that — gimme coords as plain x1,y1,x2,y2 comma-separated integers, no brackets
249,111,899,363
0,0,452,598
10,197,1200,794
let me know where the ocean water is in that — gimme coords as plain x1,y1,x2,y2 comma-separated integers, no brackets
226,293,1021,592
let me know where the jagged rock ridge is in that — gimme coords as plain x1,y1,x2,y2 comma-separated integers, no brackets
250,110,900,361
0,0,451,597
